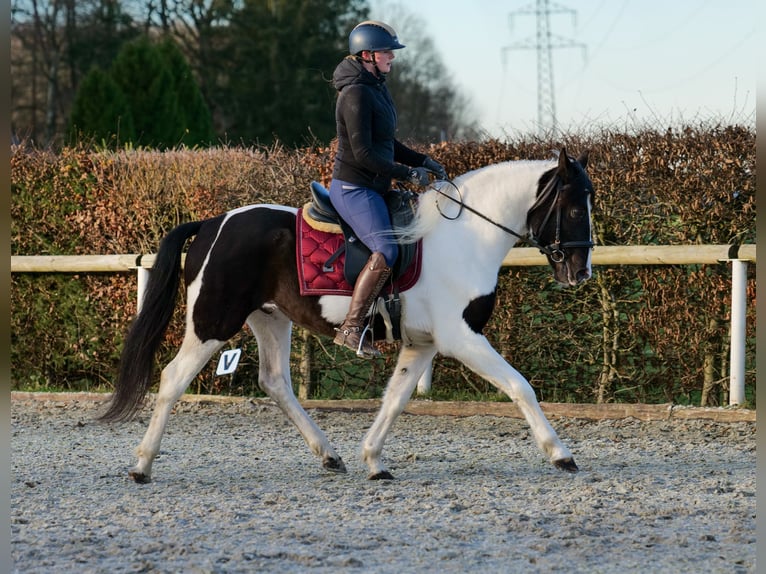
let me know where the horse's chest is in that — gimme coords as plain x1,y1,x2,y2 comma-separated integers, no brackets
462,289,497,334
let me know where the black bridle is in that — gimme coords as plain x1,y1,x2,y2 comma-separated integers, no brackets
526,171,595,262
433,172,594,263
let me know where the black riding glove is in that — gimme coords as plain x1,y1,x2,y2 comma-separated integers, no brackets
407,167,431,187
422,157,448,180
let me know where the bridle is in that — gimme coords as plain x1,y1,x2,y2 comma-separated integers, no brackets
526,171,595,262
433,169,594,263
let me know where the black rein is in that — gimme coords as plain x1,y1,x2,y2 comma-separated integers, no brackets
433,174,593,263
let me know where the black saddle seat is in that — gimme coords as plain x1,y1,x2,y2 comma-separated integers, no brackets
308,182,340,225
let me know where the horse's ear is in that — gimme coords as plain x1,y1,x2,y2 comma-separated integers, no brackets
557,147,569,172
576,150,589,169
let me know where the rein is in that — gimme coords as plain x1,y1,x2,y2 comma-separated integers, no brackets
432,175,592,263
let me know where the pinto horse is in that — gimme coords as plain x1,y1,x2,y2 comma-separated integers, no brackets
100,148,595,483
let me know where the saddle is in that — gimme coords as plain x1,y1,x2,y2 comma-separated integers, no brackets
304,181,419,285
297,182,422,341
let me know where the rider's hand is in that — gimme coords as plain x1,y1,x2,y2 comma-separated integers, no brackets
422,157,448,180
407,167,430,187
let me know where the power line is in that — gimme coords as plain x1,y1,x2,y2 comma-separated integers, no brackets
502,0,586,137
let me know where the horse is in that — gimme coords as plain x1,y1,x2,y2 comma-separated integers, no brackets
99,148,595,483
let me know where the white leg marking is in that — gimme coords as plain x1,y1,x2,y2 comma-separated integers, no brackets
445,333,573,465
132,335,224,481
247,309,344,472
363,344,437,478
415,363,433,395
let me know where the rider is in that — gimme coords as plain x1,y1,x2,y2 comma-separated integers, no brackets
329,20,447,359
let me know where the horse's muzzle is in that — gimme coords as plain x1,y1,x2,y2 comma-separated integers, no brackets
552,258,591,286
571,266,591,285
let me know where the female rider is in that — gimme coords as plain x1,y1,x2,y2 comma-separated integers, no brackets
329,20,447,358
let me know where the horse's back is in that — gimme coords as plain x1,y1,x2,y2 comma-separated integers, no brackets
184,205,296,280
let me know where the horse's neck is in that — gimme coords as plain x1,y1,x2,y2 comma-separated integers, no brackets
456,161,546,243
418,162,546,273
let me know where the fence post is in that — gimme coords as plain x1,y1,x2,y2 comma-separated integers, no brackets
298,329,315,400
728,259,748,405
136,266,150,314
416,365,433,395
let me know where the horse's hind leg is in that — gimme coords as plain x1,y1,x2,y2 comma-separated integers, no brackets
130,335,224,483
362,344,437,479
247,307,346,473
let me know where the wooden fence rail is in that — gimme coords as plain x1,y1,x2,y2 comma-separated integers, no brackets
9,244,757,272
11,244,756,405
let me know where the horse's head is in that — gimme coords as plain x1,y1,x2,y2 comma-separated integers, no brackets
527,148,594,286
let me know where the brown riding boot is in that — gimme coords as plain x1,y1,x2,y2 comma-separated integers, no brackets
334,252,392,358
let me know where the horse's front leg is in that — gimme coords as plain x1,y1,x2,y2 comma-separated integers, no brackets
363,344,437,479
449,335,577,471
247,310,346,473
131,337,224,483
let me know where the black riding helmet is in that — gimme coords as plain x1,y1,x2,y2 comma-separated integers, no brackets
348,20,405,55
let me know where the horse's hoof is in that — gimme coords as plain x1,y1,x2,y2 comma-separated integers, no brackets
323,456,347,474
553,457,579,473
129,470,152,484
368,470,395,480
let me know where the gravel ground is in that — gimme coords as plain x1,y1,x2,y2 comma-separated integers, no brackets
11,397,756,573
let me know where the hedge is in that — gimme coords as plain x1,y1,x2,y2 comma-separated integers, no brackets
11,125,756,405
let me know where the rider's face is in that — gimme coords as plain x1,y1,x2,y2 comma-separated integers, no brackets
364,50,395,74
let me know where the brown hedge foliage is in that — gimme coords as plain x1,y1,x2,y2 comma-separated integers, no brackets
11,125,755,405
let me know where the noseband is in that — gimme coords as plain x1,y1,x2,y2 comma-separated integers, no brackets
434,171,593,263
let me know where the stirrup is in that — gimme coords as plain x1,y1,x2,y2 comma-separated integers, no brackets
354,324,381,358
333,324,381,359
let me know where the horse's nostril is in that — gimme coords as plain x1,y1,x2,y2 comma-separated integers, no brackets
576,269,591,282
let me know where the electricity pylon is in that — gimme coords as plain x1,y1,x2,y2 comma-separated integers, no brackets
502,0,586,137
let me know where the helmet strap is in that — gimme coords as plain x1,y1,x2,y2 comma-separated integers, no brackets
372,52,383,77
358,51,384,77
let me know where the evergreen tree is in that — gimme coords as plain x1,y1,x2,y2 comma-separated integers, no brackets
223,0,365,145
69,0,141,89
158,38,215,147
67,66,135,146
109,36,181,148
67,35,215,149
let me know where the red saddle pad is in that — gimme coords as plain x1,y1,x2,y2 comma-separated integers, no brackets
296,208,422,296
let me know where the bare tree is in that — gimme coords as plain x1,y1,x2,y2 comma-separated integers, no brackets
372,2,480,142
11,0,475,146
11,0,138,145
120,0,238,133
11,0,68,143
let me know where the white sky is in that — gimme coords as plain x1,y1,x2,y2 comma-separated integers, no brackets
371,0,758,138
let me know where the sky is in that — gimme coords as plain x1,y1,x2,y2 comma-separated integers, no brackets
370,0,758,138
